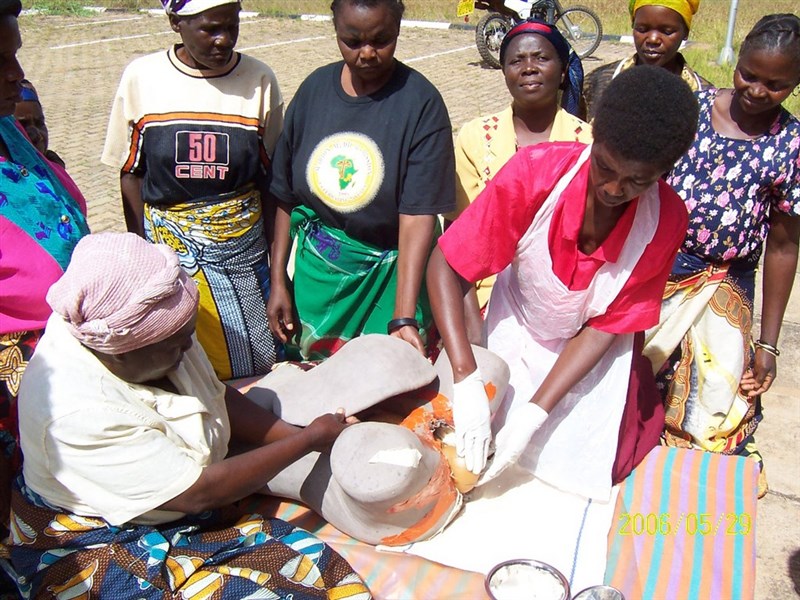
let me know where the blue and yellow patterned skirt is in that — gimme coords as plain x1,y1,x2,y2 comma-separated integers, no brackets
145,188,277,380
3,477,370,599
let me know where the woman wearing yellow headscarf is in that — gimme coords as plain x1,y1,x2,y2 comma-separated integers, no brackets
584,0,709,120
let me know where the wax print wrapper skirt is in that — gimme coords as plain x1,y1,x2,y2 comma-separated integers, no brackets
644,253,761,464
288,205,435,360
145,188,277,380
3,478,371,599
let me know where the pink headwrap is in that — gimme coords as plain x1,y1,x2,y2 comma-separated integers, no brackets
47,232,199,354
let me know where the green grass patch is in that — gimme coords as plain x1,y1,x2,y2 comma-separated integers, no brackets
23,0,95,15
579,0,799,115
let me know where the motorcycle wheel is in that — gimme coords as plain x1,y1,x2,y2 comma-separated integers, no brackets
555,6,603,59
475,12,513,69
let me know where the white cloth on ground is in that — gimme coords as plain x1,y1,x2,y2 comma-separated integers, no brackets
403,464,619,594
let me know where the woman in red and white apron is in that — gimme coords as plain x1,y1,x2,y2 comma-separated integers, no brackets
427,65,698,501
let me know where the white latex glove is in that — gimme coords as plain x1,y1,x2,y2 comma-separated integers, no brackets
479,402,548,485
452,369,492,474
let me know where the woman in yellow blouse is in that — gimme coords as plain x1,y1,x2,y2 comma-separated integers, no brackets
446,19,592,337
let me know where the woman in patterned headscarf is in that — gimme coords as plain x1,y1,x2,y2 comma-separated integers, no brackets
584,0,710,120
445,19,592,334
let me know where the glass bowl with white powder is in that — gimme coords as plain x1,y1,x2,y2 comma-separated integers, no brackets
485,559,570,600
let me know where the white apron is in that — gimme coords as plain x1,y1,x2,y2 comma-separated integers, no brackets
485,145,660,500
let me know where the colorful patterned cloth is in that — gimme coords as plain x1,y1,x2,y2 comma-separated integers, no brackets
4,477,371,599
289,205,435,360
145,188,277,380
0,118,88,277
645,255,759,454
606,446,758,600
239,496,487,599
0,331,41,468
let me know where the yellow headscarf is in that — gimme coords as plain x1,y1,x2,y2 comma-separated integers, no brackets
628,0,700,30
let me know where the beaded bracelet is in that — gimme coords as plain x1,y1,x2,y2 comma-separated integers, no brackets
754,339,780,357
387,317,419,334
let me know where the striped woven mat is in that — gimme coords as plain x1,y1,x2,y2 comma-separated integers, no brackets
606,445,758,599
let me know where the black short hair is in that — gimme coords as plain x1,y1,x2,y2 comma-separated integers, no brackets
0,0,22,18
740,14,800,73
330,0,405,24
592,65,698,171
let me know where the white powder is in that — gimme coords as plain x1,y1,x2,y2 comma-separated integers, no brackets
488,563,567,600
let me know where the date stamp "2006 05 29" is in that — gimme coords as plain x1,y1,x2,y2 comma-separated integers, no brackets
618,512,752,537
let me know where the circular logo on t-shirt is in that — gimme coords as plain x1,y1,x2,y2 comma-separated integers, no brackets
306,132,384,213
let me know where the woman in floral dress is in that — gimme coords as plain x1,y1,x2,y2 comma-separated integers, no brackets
644,14,800,497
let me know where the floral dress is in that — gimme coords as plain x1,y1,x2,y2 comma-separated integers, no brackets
668,89,800,268
644,89,800,495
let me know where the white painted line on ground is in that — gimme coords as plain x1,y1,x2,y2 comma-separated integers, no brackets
402,19,451,30
405,45,473,63
239,35,327,52
298,13,454,30
50,30,171,50
300,14,332,22
58,16,144,28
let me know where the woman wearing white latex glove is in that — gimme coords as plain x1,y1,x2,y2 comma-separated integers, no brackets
480,402,548,483
452,369,492,474
427,66,700,498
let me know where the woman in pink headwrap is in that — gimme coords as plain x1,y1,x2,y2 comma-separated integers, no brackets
584,0,710,120
7,233,369,599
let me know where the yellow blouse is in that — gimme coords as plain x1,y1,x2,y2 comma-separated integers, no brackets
448,106,593,306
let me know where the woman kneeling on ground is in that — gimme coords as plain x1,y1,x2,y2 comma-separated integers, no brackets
427,66,697,498
6,233,368,599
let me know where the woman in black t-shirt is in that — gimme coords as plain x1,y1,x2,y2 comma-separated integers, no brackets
268,0,455,360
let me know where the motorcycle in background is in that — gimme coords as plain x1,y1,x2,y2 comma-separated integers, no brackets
457,0,603,68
